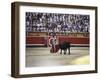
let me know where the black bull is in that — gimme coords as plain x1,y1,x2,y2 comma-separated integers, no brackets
59,42,70,55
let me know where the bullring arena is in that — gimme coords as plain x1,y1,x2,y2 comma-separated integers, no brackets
25,12,90,67
26,46,89,67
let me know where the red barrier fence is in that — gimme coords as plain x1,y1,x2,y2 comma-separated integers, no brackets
26,37,45,44
26,36,89,46
59,37,89,44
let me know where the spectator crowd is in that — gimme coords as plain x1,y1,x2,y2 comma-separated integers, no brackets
26,12,90,33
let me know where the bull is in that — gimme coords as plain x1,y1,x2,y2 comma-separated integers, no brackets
59,42,70,55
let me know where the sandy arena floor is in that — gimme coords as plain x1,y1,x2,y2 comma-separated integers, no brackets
26,47,89,67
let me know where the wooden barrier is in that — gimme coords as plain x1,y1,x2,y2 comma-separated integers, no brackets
26,36,89,46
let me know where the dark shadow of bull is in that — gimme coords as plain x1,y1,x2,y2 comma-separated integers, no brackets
59,42,70,55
